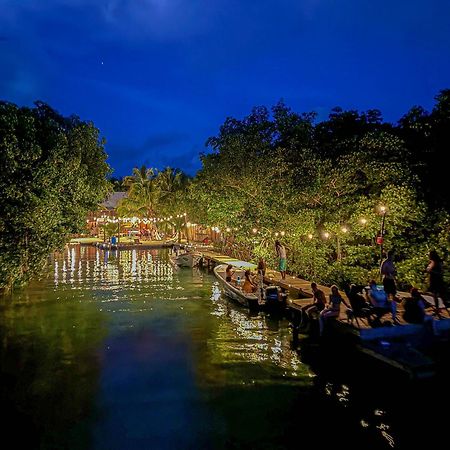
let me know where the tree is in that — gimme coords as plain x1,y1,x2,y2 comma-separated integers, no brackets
0,101,111,291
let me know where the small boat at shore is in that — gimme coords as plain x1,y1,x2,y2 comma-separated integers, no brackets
213,264,287,311
171,251,202,268
213,264,260,309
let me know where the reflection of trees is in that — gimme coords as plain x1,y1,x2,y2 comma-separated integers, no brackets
0,301,106,449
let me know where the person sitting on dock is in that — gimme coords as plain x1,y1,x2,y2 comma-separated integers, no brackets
344,283,373,324
225,265,235,283
299,282,327,328
402,288,429,324
366,280,398,324
319,285,351,336
242,270,257,293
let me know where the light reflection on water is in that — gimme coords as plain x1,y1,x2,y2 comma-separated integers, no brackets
0,246,428,449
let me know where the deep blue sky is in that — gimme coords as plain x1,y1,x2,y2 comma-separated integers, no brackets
1,1,450,176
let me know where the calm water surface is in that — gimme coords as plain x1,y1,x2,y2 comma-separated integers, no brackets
0,247,446,449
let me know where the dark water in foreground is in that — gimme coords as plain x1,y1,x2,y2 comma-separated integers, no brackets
0,247,448,449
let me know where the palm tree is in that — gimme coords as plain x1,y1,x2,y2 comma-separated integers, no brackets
156,167,191,241
118,166,160,218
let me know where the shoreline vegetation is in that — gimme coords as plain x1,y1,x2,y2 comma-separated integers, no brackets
1,90,449,295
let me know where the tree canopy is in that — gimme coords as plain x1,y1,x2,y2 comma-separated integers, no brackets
187,92,450,290
0,101,111,291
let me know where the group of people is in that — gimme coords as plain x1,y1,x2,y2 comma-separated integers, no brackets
299,283,351,335
380,250,446,316
297,249,447,335
225,257,267,295
226,240,446,334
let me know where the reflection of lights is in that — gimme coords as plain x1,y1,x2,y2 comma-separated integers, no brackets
211,283,221,301
360,218,367,225
53,247,175,286
210,295,303,372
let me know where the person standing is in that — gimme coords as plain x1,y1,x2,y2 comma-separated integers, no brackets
426,250,446,315
275,240,287,280
256,257,267,303
380,251,397,300
257,257,266,277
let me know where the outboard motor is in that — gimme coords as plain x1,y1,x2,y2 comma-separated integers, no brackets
265,286,279,307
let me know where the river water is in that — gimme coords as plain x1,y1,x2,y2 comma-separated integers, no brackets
0,247,446,449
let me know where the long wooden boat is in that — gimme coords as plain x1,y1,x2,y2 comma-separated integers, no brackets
213,264,288,312
213,264,260,310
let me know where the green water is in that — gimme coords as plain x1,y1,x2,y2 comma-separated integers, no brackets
0,247,442,449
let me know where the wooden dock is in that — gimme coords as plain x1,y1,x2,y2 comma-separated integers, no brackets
199,249,450,342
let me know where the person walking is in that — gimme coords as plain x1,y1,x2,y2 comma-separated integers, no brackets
275,240,287,280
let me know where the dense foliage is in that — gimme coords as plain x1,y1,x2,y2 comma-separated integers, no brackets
188,90,450,291
0,101,111,291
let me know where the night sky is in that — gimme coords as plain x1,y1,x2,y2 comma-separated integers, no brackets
1,0,450,176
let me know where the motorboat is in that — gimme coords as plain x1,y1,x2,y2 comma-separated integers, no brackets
213,264,288,311
213,264,260,310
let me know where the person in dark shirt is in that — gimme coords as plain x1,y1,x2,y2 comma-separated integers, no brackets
380,251,398,300
402,288,427,324
300,282,327,328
